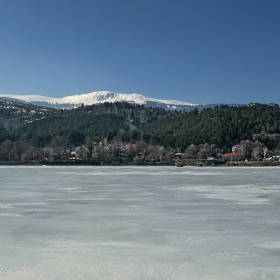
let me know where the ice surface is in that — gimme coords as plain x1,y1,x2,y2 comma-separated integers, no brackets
0,166,279,279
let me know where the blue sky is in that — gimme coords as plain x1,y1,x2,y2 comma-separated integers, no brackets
0,0,279,104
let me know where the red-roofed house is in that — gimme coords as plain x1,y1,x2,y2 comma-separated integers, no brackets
222,152,242,161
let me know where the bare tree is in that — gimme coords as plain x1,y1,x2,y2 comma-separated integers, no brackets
49,136,70,158
1,139,14,160
197,144,207,159
238,140,253,160
252,146,261,160
263,147,269,160
186,144,198,158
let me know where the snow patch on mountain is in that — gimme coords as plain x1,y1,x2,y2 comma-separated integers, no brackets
0,94,59,104
0,91,198,110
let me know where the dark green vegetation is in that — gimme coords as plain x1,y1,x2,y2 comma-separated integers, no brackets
1,100,280,164
8,104,280,148
0,125,9,143
142,105,280,150
14,114,128,145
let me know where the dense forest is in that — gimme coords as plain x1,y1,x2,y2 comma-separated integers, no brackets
141,105,280,150
1,102,280,164
13,114,128,145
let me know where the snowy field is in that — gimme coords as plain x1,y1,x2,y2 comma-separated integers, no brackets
0,166,279,280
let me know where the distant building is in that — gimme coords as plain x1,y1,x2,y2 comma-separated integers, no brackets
174,153,184,160
222,152,242,161
266,156,280,161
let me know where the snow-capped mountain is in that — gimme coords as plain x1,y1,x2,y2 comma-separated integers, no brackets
0,91,200,111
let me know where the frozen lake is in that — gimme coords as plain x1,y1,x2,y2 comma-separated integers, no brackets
0,166,280,279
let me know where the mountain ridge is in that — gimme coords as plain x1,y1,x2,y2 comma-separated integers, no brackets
0,91,200,110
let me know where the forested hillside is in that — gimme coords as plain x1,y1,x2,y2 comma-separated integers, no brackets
1,102,280,164
13,114,128,145
142,105,280,150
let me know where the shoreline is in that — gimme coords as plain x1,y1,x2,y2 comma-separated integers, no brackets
1,160,280,167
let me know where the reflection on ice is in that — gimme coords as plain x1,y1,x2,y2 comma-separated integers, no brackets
0,166,280,279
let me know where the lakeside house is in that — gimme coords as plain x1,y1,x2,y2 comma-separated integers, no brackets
222,152,242,161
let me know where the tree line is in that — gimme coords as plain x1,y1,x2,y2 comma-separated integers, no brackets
1,103,280,163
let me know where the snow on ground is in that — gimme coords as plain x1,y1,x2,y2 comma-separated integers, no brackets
0,166,279,279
